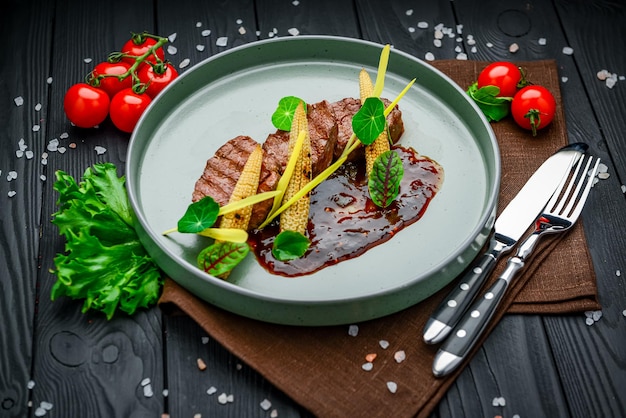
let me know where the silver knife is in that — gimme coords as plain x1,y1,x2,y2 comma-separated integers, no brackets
422,142,587,345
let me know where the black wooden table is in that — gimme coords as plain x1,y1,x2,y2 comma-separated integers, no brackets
2,1,625,417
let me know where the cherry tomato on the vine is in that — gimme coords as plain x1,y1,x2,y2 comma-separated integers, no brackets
91,61,132,98
511,85,556,136
477,62,524,98
121,37,165,65
138,63,178,98
63,83,110,128
109,88,152,133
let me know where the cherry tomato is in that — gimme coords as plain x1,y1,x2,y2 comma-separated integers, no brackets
477,62,523,98
138,63,178,98
91,61,132,98
121,36,165,65
63,83,110,128
511,85,556,136
109,88,152,133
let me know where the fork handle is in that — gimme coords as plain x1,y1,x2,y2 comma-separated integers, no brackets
432,256,524,377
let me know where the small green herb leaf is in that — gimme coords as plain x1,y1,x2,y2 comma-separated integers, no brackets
272,230,310,261
368,150,404,208
352,97,386,145
272,96,305,131
177,196,220,233
197,241,250,276
466,82,512,122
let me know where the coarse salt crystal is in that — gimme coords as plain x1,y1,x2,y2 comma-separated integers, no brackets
379,340,389,349
292,0,300,5
141,378,151,386
197,358,207,371
561,76,569,83
270,410,278,418
179,58,191,69
217,393,229,404
238,26,247,35
606,76,617,89
621,185,626,193
425,52,435,61
361,362,373,371
168,33,177,42
40,401,53,410
7,171,18,181
95,146,107,155
207,386,217,395
26,150,34,159
492,396,506,406
40,175,46,182
16,150,24,158
216,37,228,47
32,124,41,132
201,29,211,37
167,45,178,55
434,30,444,39
143,384,154,397
386,381,398,393
456,52,468,60
236,18,243,24
260,399,272,411
201,336,209,344
470,46,477,53
486,42,494,48
406,9,413,16
365,353,377,362
394,350,406,363
58,147,66,154
27,380,35,389
433,39,442,48
408,27,415,33
34,407,46,417
47,77,53,84
585,317,594,326
562,46,574,55
14,96,24,106
60,132,69,139
597,69,611,80
348,324,359,336
509,43,519,53
193,414,201,418
288,27,300,36
196,21,203,27
538,37,547,45
417,21,429,29
196,45,205,52
35,103,42,111
622,310,626,317
598,172,610,180
84,58,93,63
8,191,17,198
617,270,621,277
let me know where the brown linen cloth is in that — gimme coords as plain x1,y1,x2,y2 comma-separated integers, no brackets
158,60,600,418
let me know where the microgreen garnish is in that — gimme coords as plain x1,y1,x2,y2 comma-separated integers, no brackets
466,82,512,122
176,196,220,233
352,97,386,145
368,150,404,208
272,230,311,261
197,242,250,276
272,96,306,131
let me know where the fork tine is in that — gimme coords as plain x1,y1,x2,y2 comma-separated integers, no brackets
567,156,601,221
545,152,582,213
562,155,593,217
552,153,586,214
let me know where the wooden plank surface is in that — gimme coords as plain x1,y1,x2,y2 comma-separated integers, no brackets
1,0,624,417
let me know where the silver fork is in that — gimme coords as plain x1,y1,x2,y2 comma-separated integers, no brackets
432,153,601,377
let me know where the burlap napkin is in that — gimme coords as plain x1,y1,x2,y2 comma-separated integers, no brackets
158,60,600,418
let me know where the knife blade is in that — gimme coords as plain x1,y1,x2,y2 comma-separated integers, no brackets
422,142,587,345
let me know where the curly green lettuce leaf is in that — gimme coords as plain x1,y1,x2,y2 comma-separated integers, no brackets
466,82,512,122
50,163,162,319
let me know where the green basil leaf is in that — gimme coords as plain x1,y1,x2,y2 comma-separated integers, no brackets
368,150,404,208
177,196,220,233
197,242,250,276
272,96,305,131
466,82,512,122
352,97,386,145
272,230,310,261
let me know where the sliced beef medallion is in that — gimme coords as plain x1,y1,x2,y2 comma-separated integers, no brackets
192,135,281,229
329,97,405,160
262,100,338,177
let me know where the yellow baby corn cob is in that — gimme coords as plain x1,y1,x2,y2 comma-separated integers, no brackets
218,144,263,232
280,102,312,234
359,68,390,177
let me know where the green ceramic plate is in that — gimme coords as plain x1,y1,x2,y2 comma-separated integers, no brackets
127,36,499,326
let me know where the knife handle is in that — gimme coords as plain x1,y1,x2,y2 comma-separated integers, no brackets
423,235,512,345
432,257,524,377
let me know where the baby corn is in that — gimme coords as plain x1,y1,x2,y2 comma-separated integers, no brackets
218,144,263,232
280,102,312,235
360,69,391,177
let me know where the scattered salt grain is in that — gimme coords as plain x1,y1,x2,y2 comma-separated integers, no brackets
47,77,53,84
58,147,66,154
179,58,191,69
193,414,201,418
26,150,34,159
167,45,178,55
417,21,429,29
35,103,42,111
236,18,243,24
454,45,462,53
260,399,272,411
8,191,16,198
196,21,203,28
32,124,40,132
238,27,247,35
196,45,205,52
456,52,468,60
597,69,611,81
466,35,476,45
562,46,574,55
163,389,169,397
197,358,207,371
379,340,389,349
288,27,300,36
34,407,46,417
362,362,374,371
561,76,569,83
622,310,626,317
621,185,626,193
470,46,477,53
27,380,35,389
292,0,300,5
365,353,377,362
168,33,177,43
217,393,229,404
405,9,413,16
394,350,406,363
433,39,442,48
143,383,154,397
40,175,46,182
141,378,151,386
201,29,211,37
47,139,59,152
14,96,24,106
16,150,24,158
386,381,398,393
509,43,519,53
434,29,444,40
40,401,53,411
408,27,416,33
236,363,243,370
585,310,603,325
270,410,278,418
69,142,77,149
84,57,93,64
605,75,618,89
425,52,435,61
94,146,107,155
492,396,506,406
7,171,17,181
201,336,209,344
59,132,69,139
486,42,494,48
216,37,228,47
207,386,217,395
348,324,359,336
617,270,621,277
538,37,547,45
